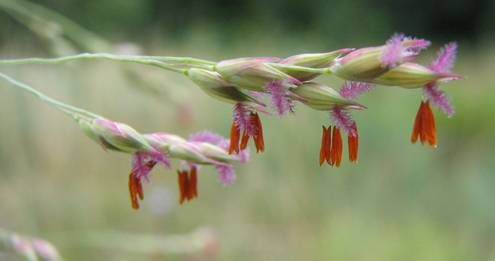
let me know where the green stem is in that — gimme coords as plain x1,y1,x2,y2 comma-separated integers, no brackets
0,72,99,120
0,53,189,74
148,56,216,66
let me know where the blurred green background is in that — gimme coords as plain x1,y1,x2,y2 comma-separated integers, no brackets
0,0,494,260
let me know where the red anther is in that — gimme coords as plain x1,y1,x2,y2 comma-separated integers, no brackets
228,122,240,154
348,123,359,163
177,171,188,204
189,166,198,199
411,101,437,147
330,127,343,167
128,160,157,210
252,113,264,152
319,126,331,166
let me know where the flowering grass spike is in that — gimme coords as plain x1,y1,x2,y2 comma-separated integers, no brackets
411,42,458,147
0,32,463,177
0,73,249,209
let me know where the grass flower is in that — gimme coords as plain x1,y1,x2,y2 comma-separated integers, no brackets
0,73,249,209
229,103,264,154
213,57,303,117
128,151,171,209
331,33,430,81
189,131,249,185
319,82,373,166
370,43,460,147
287,81,369,166
143,131,248,205
411,42,458,147
185,68,266,154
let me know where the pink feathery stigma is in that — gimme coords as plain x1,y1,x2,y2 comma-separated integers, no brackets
402,37,431,53
190,138,239,186
233,103,260,137
215,163,236,186
189,131,251,165
131,151,170,182
265,80,294,116
236,147,250,163
381,34,431,66
401,36,431,61
132,152,147,178
188,131,226,145
430,42,458,73
339,81,374,100
331,107,357,136
152,150,171,167
233,103,251,132
381,33,404,68
423,83,455,117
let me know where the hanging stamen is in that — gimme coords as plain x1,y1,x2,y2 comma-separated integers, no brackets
189,166,198,199
128,161,156,209
411,101,437,147
319,126,331,166
348,123,359,163
421,101,437,147
177,170,188,204
128,174,142,209
177,167,199,204
411,101,424,144
252,113,264,152
330,127,343,167
228,122,241,154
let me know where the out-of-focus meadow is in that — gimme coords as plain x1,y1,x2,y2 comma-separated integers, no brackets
0,0,494,260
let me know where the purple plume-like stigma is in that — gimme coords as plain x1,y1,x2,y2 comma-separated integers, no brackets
381,34,431,67
422,42,458,117
340,81,374,100
131,151,171,182
430,42,458,73
402,37,431,53
330,107,357,136
217,139,248,186
215,163,236,186
265,80,294,116
233,103,252,133
189,131,249,186
423,83,455,117
381,33,404,68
